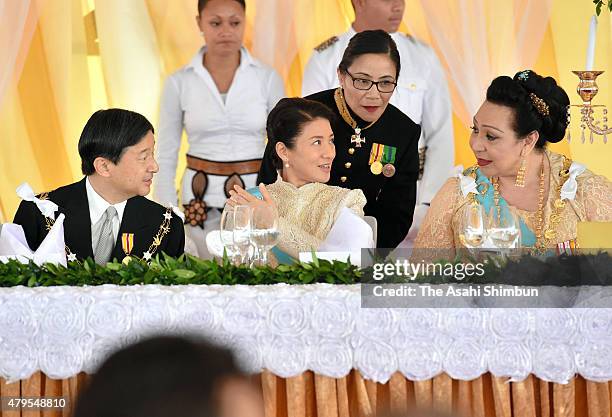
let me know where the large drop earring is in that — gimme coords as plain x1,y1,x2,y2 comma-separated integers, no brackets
515,151,527,187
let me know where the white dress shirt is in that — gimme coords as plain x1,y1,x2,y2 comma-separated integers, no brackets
85,177,127,253
153,46,285,209
302,27,455,217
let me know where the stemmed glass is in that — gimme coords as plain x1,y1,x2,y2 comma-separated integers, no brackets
250,204,279,266
459,202,486,255
220,205,238,263
232,205,252,264
487,205,521,255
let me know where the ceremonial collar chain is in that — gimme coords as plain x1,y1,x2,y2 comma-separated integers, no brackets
333,88,376,148
40,191,173,263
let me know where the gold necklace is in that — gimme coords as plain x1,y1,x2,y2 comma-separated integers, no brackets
333,88,376,148
492,155,572,253
538,156,572,251
534,159,546,246
491,157,545,249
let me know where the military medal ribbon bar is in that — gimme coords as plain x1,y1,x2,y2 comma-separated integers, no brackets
369,143,397,176
381,145,397,177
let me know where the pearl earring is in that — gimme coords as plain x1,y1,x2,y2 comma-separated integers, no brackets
285,162,290,168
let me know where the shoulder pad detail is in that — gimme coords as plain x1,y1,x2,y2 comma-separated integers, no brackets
314,36,339,52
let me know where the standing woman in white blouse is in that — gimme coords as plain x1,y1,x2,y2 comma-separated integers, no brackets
153,0,285,258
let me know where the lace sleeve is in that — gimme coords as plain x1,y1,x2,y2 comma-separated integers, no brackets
276,218,322,259
343,189,367,217
577,171,612,221
413,178,461,249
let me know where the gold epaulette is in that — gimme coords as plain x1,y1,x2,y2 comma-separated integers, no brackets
314,36,339,52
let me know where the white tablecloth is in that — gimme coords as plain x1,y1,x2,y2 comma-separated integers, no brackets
0,283,611,383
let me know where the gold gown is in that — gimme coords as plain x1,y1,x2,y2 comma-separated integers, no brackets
266,177,367,258
414,151,612,254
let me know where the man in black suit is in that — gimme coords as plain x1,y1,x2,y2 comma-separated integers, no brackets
14,109,185,263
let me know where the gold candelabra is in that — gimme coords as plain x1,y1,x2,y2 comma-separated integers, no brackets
568,71,610,144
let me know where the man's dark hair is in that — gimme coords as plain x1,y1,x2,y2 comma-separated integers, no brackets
72,335,240,417
78,108,154,175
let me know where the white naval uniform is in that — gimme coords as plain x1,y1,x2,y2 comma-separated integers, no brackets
153,46,285,258
302,27,454,244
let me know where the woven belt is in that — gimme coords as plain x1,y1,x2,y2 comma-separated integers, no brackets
186,154,262,176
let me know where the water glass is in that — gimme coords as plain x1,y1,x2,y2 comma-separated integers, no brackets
232,205,252,264
460,202,486,251
250,204,279,265
487,205,521,250
220,206,238,262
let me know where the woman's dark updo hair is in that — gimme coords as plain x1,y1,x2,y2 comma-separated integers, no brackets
338,30,401,79
486,70,570,148
256,98,335,184
198,0,245,14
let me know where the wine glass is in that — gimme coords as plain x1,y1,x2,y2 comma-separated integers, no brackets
219,205,238,263
250,204,279,266
487,205,521,251
232,205,252,264
459,202,486,254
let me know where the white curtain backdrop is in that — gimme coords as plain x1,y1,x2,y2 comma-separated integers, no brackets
94,0,163,122
0,0,39,222
418,0,553,125
0,0,36,113
251,0,296,80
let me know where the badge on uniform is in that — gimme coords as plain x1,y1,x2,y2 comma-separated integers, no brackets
368,143,397,177
121,233,134,264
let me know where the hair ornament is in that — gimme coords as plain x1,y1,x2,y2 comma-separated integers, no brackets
517,70,530,82
529,93,550,117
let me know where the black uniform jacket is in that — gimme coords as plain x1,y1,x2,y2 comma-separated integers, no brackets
13,178,185,261
259,88,420,248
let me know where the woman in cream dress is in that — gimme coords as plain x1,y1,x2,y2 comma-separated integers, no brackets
227,98,374,260
415,70,612,255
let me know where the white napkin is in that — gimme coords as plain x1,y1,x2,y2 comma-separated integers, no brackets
0,214,67,266
319,207,374,251
298,251,362,267
298,208,374,267
205,230,225,257
560,161,586,201
452,165,478,197
16,182,58,218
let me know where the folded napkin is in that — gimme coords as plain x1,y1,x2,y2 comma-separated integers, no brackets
0,214,67,266
16,182,58,218
299,208,375,267
560,161,586,201
298,251,362,267
319,207,374,251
